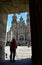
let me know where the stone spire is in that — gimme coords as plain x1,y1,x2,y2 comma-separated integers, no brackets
26,13,30,25
20,16,23,21
12,14,17,23
20,16,24,23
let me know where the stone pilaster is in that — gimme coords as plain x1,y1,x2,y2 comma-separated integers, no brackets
0,12,7,61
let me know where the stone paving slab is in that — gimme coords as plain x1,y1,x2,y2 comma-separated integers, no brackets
5,46,32,60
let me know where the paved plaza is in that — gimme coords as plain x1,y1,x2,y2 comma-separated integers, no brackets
5,46,32,60
0,46,32,65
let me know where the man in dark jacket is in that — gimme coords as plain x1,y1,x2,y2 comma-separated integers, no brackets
10,38,17,61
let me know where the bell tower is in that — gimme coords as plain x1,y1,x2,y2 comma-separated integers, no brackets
11,14,17,28
26,13,30,25
12,14,17,24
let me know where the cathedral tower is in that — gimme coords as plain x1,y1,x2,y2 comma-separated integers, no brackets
26,13,30,25
12,14,17,25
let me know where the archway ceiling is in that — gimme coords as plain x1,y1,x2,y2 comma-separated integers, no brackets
0,0,29,14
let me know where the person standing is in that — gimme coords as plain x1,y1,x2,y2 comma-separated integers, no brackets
10,38,17,61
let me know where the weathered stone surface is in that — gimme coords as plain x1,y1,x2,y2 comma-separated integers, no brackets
0,0,29,14
0,0,29,62
0,13,7,61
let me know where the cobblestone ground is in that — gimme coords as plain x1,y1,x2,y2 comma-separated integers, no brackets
5,46,32,60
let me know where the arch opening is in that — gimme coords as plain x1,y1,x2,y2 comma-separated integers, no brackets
5,12,32,60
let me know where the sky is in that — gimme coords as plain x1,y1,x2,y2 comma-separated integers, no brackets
7,12,28,32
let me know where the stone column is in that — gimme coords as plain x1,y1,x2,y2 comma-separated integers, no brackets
0,12,7,61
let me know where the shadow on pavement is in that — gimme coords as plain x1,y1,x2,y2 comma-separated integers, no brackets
0,58,32,65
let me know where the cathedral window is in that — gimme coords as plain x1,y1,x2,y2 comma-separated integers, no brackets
25,38,27,40
19,37,24,41
19,35,24,41
16,35,18,40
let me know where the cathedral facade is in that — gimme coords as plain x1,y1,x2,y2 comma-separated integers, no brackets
7,13,31,46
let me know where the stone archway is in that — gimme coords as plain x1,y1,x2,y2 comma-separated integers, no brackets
0,13,8,61
0,0,29,61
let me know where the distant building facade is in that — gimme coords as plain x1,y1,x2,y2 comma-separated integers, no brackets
6,13,31,46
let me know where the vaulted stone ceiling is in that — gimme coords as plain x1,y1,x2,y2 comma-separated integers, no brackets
0,0,29,14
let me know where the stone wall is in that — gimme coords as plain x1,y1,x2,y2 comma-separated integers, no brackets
0,12,7,61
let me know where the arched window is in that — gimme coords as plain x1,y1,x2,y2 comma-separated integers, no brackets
19,35,24,41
